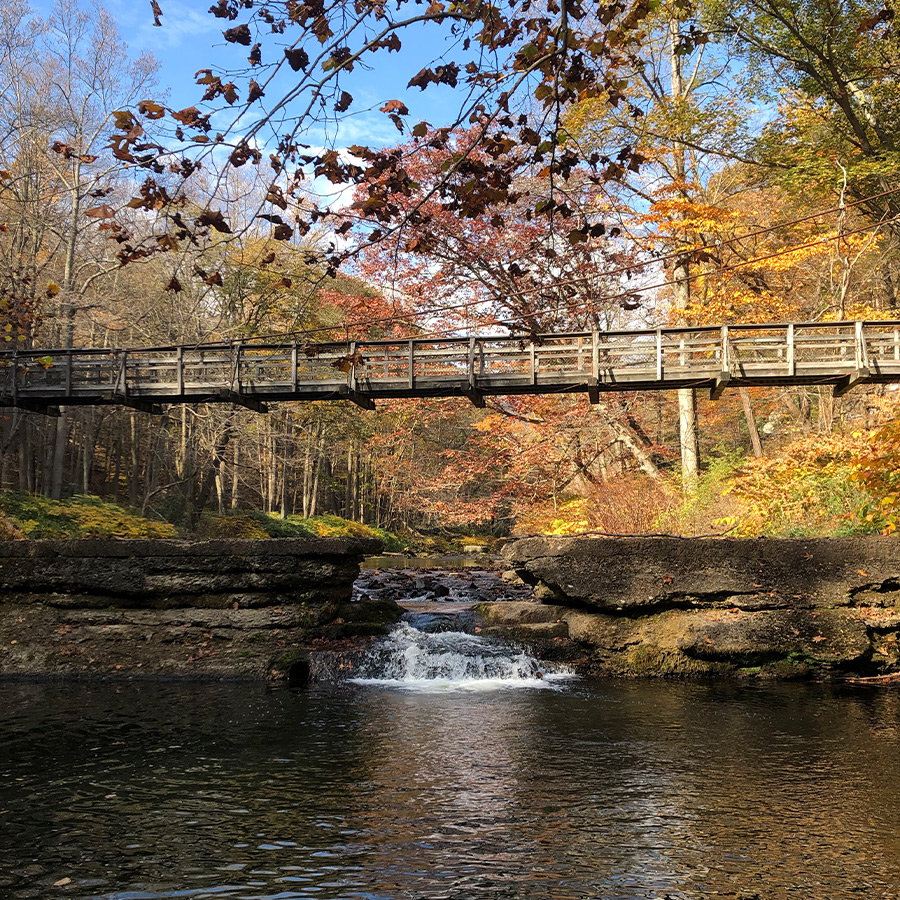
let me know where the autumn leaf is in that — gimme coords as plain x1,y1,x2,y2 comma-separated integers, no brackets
165,276,182,293
138,100,166,119
196,209,232,234
150,0,162,27
247,80,264,103
223,23,251,45
284,47,309,71
380,99,409,116
84,204,116,219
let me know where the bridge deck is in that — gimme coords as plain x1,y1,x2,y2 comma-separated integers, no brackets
3,320,900,414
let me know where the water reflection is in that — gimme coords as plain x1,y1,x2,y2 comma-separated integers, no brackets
1,681,899,899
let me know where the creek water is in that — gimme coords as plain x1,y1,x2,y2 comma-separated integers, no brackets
2,620,900,900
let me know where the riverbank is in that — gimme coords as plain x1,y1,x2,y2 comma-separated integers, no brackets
479,535,900,680
0,538,402,681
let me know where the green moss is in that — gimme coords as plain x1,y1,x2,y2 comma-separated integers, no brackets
0,491,176,540
196,509,405,550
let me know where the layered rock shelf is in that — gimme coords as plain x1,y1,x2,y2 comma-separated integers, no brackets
0,538,402,681
480,535,900,679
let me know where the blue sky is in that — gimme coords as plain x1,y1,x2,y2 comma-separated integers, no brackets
30,0,471,154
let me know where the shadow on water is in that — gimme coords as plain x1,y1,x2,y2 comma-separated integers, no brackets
1,679,900,899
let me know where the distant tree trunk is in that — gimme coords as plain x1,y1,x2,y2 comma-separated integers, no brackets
669,17,701,491
49,412,67,500
739,388,764,458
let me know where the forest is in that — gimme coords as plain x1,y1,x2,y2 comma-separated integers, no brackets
0,0,899,541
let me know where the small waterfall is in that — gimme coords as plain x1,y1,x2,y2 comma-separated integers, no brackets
348,622,572,691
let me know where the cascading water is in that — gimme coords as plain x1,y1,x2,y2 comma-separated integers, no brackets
348,618,573,691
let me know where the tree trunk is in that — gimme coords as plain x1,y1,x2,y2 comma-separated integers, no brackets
739,388,764,458
669,17,701,491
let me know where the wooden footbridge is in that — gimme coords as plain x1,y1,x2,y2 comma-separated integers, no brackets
3,320,900,415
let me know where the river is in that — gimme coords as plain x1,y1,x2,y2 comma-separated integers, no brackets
2,652,900,900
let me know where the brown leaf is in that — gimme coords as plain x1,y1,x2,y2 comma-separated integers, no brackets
247,79,264,103
334,90,353,112
84,204,117,219
165,276,182,293
151,0,162,27
273,223,293,241
171,106,202,126
284,47,309,71
196,209,232,234
223,23,251,45
112,110,136,131
380,99,409,115
265,184,287,209
138,100,166,119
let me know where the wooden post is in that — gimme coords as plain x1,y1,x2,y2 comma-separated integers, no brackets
720,325,729,373
592,330,600,384
231,342,242,394
177,346,185,396
656,329,663,381
787,323,795,376
291,344,298,393
408,340,415,389
855,320,868,370
529,340,537,385
65,350,73,396
348,341,356,390
894,326,899,362
117,352,127,399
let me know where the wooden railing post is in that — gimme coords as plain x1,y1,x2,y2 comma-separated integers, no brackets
787,323,795,376
529,340,537,385
408,340,415,389
720,325,730,373
592,330,600,383
116,351,127,398
349,341,358,391
291,344,298,392
231,342,242,393
656,329,663,381
65,350,73,396
176,346,184,395
856,320,869,370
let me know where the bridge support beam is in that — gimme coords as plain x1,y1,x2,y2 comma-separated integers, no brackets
834,369,870,398
587,384,600,404
6,400,60,417
223,391,268,413
465,389,485,408
710,372,732,400
339,386,375,410
121,398,163,415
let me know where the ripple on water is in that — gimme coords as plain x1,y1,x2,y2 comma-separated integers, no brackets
1,679,900,900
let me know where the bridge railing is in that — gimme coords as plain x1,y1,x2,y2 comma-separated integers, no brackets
3,319,900,406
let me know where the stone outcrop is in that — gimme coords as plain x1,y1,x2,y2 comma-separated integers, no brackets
479,536,900,679
0,539,402,680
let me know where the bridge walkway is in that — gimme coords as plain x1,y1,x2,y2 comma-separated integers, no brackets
2,320,899,415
